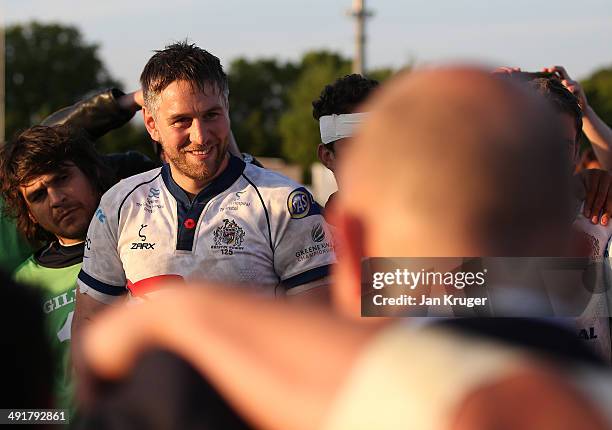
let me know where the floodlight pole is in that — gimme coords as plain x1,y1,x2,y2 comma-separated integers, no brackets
347,0,373,76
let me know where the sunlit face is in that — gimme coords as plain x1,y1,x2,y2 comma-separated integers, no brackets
143,80,231,195
20,163,100,245
318,138,354,188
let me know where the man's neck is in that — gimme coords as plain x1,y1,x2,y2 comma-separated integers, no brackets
57,238,85,247
171,154,230,200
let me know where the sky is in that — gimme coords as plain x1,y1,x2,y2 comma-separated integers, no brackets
3,0,612,90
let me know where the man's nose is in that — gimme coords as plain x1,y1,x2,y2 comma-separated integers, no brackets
48,187,67,207
189,118,206,145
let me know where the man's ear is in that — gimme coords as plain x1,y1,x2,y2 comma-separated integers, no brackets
318,144,336,172
330,209,365,319
28,211,38,224
20,191,38,224
142,107,161,142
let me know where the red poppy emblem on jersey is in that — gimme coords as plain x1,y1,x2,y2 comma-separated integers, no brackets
184,218,196,229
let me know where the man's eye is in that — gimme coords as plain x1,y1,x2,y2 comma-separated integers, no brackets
173,118,191,127
204,112,220,120
29,192,45,202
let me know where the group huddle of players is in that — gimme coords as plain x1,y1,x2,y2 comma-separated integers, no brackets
2,41,612,429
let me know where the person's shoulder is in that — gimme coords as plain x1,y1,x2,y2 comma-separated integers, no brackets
13,254,38,280
100,167,163,206
242,165,323,220
242,163,305,194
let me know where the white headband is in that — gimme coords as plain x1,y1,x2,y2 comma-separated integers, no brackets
319,113,368,144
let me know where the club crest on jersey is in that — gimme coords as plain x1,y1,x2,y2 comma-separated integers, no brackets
287,187,322,219
212,219,245,255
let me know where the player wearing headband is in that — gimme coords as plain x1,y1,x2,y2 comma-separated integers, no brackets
312,74,379,213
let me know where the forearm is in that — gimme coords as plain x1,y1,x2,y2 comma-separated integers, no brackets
41,89,137,139
72,290,111,378
286,277,332,305
583,106,612,170
85,287,377,430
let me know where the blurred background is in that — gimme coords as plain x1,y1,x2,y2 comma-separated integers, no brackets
2,0,612,201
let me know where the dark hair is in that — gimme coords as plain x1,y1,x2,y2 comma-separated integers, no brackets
528,77,583,142
0,125,115,243
312,74,379,121
140,41,229,114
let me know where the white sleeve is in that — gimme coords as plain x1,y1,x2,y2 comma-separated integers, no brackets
273,186,336,292
77,196,127,304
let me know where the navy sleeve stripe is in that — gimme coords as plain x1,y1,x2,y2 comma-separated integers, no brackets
78,270,126,296
117,171,162,222
282,264,332,289
242,173,274,253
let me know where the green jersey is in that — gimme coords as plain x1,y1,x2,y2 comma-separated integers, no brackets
13,241,84,411
0,197,33,273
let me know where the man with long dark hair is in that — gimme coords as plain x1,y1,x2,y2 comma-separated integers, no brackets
0,122,155,411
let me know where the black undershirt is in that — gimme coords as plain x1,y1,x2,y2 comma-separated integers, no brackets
34,241,85,269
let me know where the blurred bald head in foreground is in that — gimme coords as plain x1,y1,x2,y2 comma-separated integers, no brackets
339,67,572,255
333,67,575,315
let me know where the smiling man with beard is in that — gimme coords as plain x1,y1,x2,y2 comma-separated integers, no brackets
74,42,335,354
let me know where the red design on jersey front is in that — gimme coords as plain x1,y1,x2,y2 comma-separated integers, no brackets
127,274,184,297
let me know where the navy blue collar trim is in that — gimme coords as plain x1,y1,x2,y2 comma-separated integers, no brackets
161,155,246,252
161,155,246,205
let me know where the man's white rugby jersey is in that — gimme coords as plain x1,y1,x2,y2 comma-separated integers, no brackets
77,156,335,303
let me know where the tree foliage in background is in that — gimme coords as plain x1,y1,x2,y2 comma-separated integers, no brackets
582,66,612,127
5,21,154,159
13,20,612,178
6,22,117,138
5,21,403,166
227,51,395,172
277,51,395,173
278,52,352,170
96,124,156,159
228,58,298,158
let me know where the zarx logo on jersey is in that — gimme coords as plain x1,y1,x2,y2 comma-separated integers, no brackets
95,208,106,223
139,224,147,241
287,187,322,219
131,224,156,250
